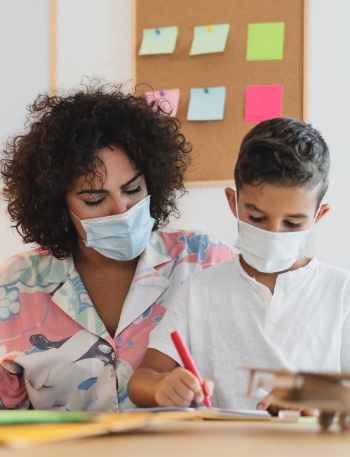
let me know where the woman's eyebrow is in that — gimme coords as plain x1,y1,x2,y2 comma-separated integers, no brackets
76,172,142,195
77,189,109,196
120,172,142,190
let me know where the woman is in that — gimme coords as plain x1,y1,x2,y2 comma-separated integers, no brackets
0,83,234,411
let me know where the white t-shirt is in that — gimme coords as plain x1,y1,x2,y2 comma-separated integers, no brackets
148,256,350,409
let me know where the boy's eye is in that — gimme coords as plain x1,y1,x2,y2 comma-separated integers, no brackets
85,198,106,207
124,185,142,196
248,215,265,224
284,220,302,229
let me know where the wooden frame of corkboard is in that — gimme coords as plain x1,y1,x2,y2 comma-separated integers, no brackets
134,0,309,187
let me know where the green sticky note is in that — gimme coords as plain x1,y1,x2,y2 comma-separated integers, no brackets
0,410,91,425
246,22,285,61
139,26,178,55
190,24,230,55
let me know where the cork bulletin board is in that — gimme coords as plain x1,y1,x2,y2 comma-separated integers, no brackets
135,0,308,185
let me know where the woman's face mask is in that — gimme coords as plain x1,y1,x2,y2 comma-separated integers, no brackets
233,190,319,274
70,195,155,261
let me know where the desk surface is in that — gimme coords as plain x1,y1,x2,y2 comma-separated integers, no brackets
2,420,350,457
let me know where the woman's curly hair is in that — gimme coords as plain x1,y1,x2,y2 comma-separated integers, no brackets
1,82,192,259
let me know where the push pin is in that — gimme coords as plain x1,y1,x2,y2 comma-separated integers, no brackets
207,25,213,32
204,88,209,94
155,29,161,35
160,91,165,96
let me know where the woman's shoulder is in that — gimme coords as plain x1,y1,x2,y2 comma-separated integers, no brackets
154,228,235,266
0,249,71,287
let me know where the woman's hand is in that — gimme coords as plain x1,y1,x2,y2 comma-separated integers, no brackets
155,367,214,407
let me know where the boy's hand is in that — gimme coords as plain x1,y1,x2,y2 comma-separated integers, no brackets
257,394,318,416
155,367,214,407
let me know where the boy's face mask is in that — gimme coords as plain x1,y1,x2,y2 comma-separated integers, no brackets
233,191,319,273
70,195,155,261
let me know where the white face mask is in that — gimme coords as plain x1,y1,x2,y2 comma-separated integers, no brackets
233,191,319,273
70,195,155,261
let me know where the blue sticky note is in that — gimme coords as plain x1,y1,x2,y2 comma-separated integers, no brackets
187,86,226,121
139,26,178,55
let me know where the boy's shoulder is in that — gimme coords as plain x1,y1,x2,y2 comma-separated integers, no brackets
315,260,350,283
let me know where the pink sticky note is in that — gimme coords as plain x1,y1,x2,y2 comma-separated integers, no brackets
145,89,180,117
245,85,283,123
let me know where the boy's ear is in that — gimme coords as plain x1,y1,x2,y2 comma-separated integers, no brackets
314,203,331,224
225,187,238,218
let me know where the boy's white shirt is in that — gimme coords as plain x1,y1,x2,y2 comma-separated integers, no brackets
148,256,350,410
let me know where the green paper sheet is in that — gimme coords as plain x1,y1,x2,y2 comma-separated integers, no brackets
139,26,178,55
190,24,230,55
0,410,91,425
298,417,318,423
246,22,285,61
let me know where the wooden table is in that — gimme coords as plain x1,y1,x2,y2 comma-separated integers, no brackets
2,419,350,457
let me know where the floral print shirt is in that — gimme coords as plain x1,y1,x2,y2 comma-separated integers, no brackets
0,229,234,412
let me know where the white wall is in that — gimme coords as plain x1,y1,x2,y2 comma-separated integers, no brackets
0,0,50,261
0,0,50,150
57,0,132,89
304,0,350,269
1,0,350,270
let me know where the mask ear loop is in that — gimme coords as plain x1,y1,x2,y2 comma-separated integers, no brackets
68,208,87,242
233,186,240,222
296,206,321,261
308,206,322,232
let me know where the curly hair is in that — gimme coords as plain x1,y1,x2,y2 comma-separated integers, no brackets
234,117,330,205
1,82,192,259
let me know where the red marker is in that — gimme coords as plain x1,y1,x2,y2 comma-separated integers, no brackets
170,330,212,408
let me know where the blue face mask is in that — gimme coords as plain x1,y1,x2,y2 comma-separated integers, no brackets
70,196,155,261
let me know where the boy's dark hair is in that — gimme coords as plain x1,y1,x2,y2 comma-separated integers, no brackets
1,82,192,259
234,118,330,205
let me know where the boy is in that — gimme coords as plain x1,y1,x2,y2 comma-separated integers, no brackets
128,118,350,410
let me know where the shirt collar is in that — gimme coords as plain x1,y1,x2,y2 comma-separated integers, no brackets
47,254,74,284
141,230,172,268
235,255,319,282
116,231,172,334
47,230,173,338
